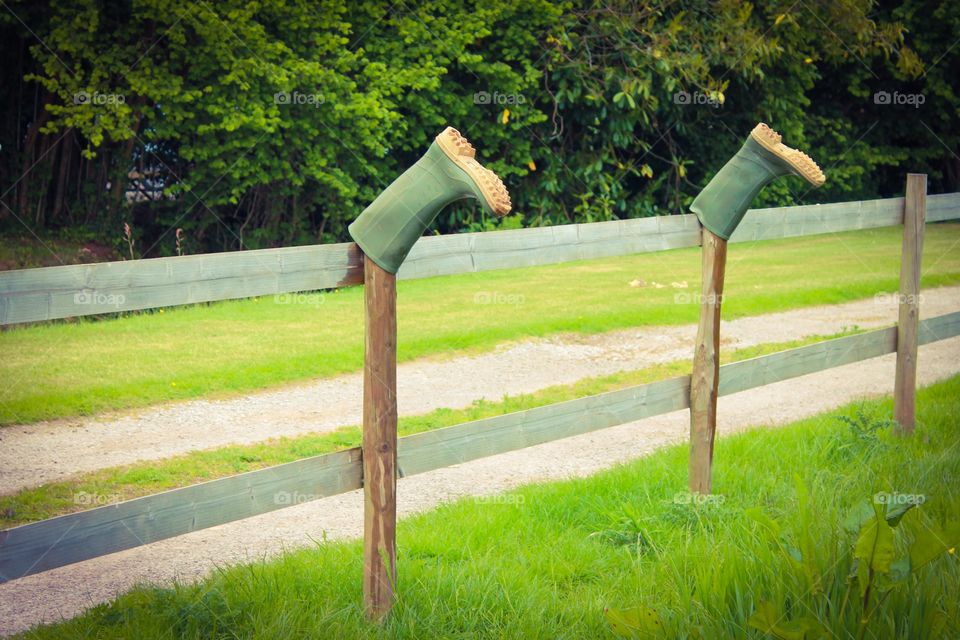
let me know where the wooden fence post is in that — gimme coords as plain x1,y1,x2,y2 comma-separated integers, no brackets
689,228,727,494
361,255,398,620
893,174,926,434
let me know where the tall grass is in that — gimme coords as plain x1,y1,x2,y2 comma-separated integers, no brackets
19,375,960,639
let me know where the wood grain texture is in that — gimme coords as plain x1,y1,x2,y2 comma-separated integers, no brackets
3,311,959,582
894,174,927,433
689,229,727,495
918,310,960,344
5,194,957,325
0,242,363,325
0,447,362,583
397,375,691,477
361,257,398,621
925,192,960,222
396,214,703,280
719,328,897,396
728,198,902,242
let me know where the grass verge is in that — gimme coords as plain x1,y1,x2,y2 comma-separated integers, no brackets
0,329,865,528
16,375,960,638
1,224,959,425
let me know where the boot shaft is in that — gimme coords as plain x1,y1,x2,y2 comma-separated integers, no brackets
691,123,825,239
349,127,510,274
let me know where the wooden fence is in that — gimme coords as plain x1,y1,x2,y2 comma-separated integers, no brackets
2,194,958,325
1,192,958,585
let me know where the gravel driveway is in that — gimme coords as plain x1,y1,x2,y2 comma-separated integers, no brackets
1,286,959,494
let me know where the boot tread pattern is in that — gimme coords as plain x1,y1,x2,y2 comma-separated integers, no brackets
436,127,512,216
751,123,826,187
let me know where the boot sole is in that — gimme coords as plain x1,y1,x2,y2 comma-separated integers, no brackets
436,127,512,216
750,123,826,187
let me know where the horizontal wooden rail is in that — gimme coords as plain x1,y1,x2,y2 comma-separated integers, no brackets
0,242,364,325
2,194,958,325
3,310,958,582
0,449,362,582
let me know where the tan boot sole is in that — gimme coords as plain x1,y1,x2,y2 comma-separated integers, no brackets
436,127,512,216
750,123,826,187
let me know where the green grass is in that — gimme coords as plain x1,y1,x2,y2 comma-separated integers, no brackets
2,224,959,426
18,375,960,639
0,330,863,528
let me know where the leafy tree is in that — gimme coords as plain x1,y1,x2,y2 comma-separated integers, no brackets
0,0,956,256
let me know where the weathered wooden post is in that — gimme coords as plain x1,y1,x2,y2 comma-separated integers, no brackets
361,255,398,620
689,229,726,494
893,173,927,434
687,123,824,493
348,126,510,620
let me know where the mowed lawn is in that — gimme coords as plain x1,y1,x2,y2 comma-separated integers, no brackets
1,224,959,425
18,376,960,639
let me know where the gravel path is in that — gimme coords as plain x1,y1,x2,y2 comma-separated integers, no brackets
1,286,959,494
3,336,959,636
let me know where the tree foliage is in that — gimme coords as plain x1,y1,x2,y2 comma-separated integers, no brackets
0,0,956,255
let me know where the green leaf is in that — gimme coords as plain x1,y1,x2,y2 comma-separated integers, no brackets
853,503,896,594
604,606,664,638
884,502,916,527
888,556,911,583
748,600,781,634
748,601,828,639
786,545,803,563
746,507,781,538
908,519,960,572
780,618,829,639
842,501,874,534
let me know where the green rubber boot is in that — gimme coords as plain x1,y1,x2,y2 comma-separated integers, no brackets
691,123,826,239
348,127,512,274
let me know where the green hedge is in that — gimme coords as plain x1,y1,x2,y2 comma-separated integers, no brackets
1,0,956,254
